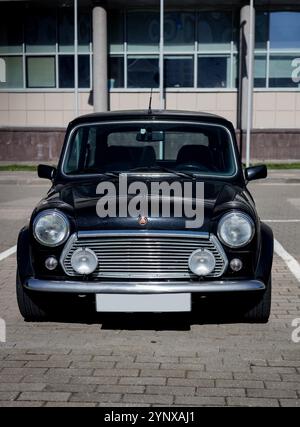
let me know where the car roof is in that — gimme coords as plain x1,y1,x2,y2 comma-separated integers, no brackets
69,110,233,128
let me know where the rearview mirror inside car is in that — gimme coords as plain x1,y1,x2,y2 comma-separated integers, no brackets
136,129,165,142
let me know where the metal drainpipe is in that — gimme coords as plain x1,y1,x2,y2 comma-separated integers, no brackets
74,0,79,117
245,0,254,167
159,0,165,110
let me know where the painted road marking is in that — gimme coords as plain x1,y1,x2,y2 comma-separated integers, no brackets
263,219,300,223
274,239,300,283
0,245,17,262
254,183,300,186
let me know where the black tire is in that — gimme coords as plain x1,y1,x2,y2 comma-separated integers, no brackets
16,270,49,321
242,275,272,323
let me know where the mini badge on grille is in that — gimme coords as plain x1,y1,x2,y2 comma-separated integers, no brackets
138,215,148,226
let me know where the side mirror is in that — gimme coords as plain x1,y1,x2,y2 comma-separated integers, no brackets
37,164,56,181
245,164,267,182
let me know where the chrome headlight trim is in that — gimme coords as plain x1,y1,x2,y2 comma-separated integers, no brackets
217,211,255,248
33,209,70,247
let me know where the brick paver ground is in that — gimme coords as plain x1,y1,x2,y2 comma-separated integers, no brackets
0,253,300,407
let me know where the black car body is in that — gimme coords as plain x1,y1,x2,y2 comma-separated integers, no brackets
17,110,273,321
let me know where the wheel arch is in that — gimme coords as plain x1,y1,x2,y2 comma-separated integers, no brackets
17,226,34,284
255,221,274,284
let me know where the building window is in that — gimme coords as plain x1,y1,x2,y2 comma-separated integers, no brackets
109,56,124,88
0,56,23,88
269,55,300,88
25,8,56,53
0,4,92,90
164,12,195,52
108,9,238,90
127,11,159,53
0,5,23,54
197,11,234,51
254,11,300,88
127,57,159,88
26,56,56,88
58,8,91,53
198,56,230,88
59,55,90,88
164,56,193,88
254,55,267,88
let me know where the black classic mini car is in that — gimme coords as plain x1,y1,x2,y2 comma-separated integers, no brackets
16,110,273,322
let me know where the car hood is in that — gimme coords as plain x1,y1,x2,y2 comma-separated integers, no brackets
42,177,254,233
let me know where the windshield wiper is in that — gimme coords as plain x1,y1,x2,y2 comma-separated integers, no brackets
127,166,196,180
76,168,121,180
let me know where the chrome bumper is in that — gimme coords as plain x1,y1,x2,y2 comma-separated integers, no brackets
25,278,265,294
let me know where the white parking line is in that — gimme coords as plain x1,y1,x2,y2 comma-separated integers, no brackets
0,245,17,262
263,219,300,223
274,239,300,283
255,183,300,186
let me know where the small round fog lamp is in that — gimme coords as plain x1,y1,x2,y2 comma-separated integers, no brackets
188,249,216,276
71,247,98,275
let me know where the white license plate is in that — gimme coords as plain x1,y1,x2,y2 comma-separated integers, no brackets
96,293,191,312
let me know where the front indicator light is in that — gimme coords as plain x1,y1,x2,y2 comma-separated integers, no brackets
188,249,216,276
45,256,58,270
71,247,98,275
230,258,243,272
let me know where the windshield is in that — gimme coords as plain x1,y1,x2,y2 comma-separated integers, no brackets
63,121,237,177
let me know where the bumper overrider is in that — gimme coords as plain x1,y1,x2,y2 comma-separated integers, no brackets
25,278,265,294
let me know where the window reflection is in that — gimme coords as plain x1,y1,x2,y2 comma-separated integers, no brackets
58,55,90,88
127,57,159,88
269,55,300,88
198,56,229,88
25,9,56,53
164,56,193,88
127,11,159,53
270,12,300,50
254,11,300,88
164,12,195,52
198,12,234,51
109,56,124,88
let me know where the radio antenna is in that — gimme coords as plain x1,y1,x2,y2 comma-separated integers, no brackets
148,87,153,114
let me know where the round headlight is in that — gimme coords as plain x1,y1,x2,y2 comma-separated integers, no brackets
33,210,70,247
71,247,98,275
218,211,254,248
189,249,216,276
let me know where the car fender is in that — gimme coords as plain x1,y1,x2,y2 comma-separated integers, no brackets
17,226,34,284
255,222,274,284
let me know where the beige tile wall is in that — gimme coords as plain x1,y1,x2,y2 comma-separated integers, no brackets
253,92,300,129
0,92,93,127
1,91,300,129
110,91,238,127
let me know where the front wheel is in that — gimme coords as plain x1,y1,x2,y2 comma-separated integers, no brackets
242,276,272,323
16,270,50,321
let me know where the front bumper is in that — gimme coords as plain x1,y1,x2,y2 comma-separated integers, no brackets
25,278,265,294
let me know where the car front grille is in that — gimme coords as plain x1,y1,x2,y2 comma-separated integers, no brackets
60,231,228,279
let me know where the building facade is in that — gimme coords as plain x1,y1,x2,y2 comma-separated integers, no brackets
0,0,300,162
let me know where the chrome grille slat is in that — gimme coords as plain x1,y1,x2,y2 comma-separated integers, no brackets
61,232,227,279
